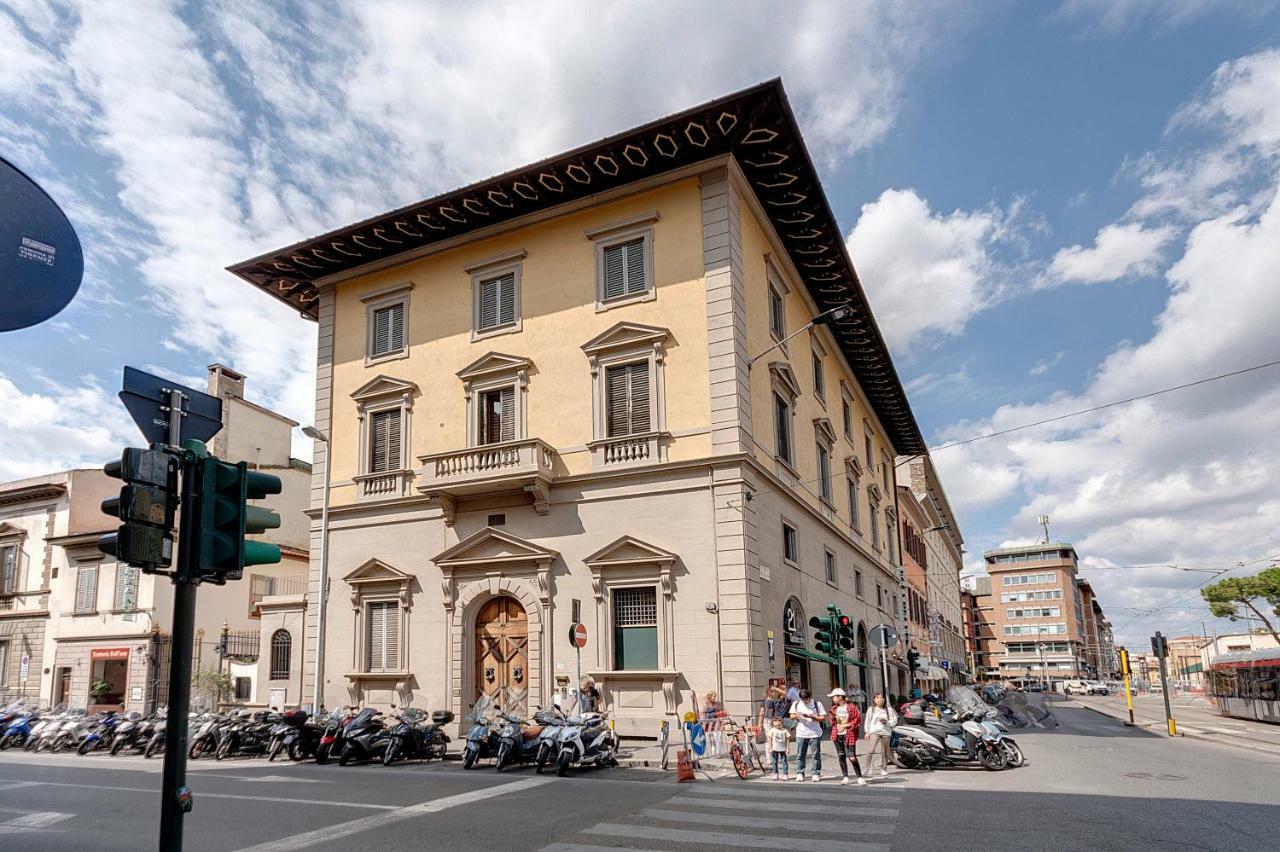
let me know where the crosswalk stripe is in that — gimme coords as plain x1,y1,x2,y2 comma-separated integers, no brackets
668,797,898,818
584,823,890,852
681,784,901,804
541,845,664,852
642,807,896,835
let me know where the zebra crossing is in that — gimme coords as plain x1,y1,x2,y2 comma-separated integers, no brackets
539,778,902,851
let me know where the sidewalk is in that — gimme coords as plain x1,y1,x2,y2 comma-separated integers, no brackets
1070,694,1280,759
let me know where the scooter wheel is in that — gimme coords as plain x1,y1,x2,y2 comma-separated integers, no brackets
338,745,353,767
267,739,283,762
145,739,162,759
556,750,572,777
0,735,11,751
315,743,331,765
979,747,1007,771
216,739,232,761
111,739,126,757
382,743,400,767
288,741,303,762
77,740,95,756
50,738,65,755
494,744,509,772
462,748,478,770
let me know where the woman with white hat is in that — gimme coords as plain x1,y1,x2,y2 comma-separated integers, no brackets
827,687,866,786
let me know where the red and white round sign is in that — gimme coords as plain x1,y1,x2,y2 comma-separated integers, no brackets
570,623,588,648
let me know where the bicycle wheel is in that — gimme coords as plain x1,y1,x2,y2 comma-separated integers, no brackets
745,737,767,774
730,744,750,780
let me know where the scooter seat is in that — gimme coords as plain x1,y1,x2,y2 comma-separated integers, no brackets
522,726,544,740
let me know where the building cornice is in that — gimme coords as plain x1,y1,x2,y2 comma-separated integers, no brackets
227,79,924,454
0,483,66,506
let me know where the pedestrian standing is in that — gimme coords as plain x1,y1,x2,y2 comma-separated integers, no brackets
789,688,826,782
863,692,897,779
579,678,602,713
785,679,801,702
702,691,725,755
827,688,865,786
758,685,791,731
767,717,791,780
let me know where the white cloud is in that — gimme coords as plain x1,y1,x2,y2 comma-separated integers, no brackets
1029,351,1065,376
846,188,1024,354
1043,222,1174,286
0,371,134,481
1052,0,1276,37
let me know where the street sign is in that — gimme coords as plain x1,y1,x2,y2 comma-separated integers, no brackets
119,367,223,446
868,624,898,648
569,623,588,649
940,660,950,669
689,723,707,757
0,157,83,332
19,654,29,682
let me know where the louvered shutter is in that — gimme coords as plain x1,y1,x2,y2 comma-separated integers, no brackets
367,601,399,671
479,274,515,330
0,547,15,595
623,238,645,294
606,366,628,436
628,363,650,433
602,237,647,301
114,565,138,610
497,274,515,326
606,363,650,437
499,385,515,441
369,410,401,473
75,566,97,613
371,303,404,356
367,602,385,671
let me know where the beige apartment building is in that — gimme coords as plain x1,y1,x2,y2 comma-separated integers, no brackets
229,80,930,734
978,541,1091,687
0,366,309,712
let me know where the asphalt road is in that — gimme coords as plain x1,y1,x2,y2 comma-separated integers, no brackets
0,700,1277,851
1073,690,1280,754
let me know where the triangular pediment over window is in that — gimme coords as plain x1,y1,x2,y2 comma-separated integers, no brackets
350,375,419,403
768,361,801,401
0,522,26,539
845,455,864,478
813,417,837,447
343,557,412,586
456,352,533,382
433,527,558,569
580,321,669,356
583,535,676,569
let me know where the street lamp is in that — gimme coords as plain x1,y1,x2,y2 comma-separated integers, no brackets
747,303,855,368
301,425,330,714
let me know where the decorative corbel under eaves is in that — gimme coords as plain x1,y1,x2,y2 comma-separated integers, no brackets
524,481,551,515
441,570,457,612
434,494,457,526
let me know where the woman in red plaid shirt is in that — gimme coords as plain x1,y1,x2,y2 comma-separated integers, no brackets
827,688,866,786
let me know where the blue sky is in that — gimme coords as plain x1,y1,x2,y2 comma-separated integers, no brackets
3,0,1280,648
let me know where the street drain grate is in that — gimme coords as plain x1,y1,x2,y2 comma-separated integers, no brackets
1124,772,1187,781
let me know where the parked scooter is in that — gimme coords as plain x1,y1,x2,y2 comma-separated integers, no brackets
77,711,124,755
187,713,224,759
533,707,567,773
279,711,324,762
462,696,502,770
900,700,1006,770
554,711,618,777
314,707,353,765
492,711,542,771
0,709,39,750
143,709,169,759
110,712,149,756
381,698,453,766
46,711,92,754
25,710,63,752
337,708,387,766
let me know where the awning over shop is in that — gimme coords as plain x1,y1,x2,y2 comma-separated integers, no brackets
918,665,949,681
785,647,868,668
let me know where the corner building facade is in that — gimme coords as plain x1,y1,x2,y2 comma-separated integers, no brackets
231,82,925,735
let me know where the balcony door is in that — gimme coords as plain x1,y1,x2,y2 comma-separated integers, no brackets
474,596,529,717
477,386,515,445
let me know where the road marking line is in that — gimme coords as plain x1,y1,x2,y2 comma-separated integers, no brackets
541,845,664,852
643,807,896,835
682,784,901,804
0,781,39,793
585,823,890,851
0,778,399,811
235,777,555,852
671,796,898,818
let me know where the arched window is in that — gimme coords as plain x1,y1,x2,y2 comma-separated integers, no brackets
270,630,291,680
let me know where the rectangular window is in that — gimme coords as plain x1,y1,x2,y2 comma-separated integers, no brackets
612,586,658,669
847,479,859,529
841,397,852,440
885,515,895,562
368,410,402,473
114,565,139,611
370,302,406,357
864,430,873,473
0,546,17,595
477,386,516,445
233,677,251,700
605,362,651,437
824,549,836,585
75,565,98,613
876,583,883,609
881,452,891,492
773,393,793,465
855,570,864,598
782,523,798,564
602,237,648,300
769,285,785,338
871,509,881,551
817,443,831,502
812,352,824,400
477,272,517,331
366,600,400,672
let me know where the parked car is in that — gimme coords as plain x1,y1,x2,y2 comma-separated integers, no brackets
1062,680,1089,695
1084,681,1109,695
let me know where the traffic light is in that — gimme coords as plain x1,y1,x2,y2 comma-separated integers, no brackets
98,448,178,573
907,648,921,672
192,457,282,584
810,615,835,656
1150,632,1168,659
836,614,855,652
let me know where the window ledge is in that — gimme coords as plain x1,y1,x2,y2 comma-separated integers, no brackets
71,610,99,617
365,349,409,368
595,288,656,313
471,318,523,342
344,671,410,681
783,558,800,570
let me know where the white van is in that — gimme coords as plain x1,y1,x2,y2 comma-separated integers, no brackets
1062,680,1090,695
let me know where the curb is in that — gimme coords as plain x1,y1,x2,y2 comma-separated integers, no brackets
1073,700,1280,758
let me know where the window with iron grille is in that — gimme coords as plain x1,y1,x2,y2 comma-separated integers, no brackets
370,302,406,357
366,600,400,672
601,236,648,301
478,386,516,444
605,362,651,437
477,272,517,331
74,565,98,613
270,630,291,680
612,586,657,670
368,409,402,473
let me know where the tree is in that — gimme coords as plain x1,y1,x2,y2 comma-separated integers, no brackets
1201,567,1280,645
191,667,234,710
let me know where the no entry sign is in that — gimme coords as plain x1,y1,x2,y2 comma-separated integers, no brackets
570,623,588,648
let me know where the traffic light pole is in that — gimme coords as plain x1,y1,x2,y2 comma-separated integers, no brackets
159,389,195,852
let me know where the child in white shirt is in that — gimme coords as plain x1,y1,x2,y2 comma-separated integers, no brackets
767,717,791,780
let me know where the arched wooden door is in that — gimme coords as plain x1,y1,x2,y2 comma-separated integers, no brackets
474,596,529,717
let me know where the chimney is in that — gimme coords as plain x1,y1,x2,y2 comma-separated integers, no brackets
207,364,245,400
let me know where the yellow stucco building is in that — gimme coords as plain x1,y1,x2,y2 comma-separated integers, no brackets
230,80,927,735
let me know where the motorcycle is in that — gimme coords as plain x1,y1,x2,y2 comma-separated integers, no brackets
314,708,353,765
0,709,39,750
492,712,542,772
946,685,1025,768
382,703,453,766
47,711,92,754
143,709,170,759
533,707,567,774
188,713,225,759
280,711,324,762
555,711,618,777
218,710,278,760
109,712,148,756
266,710,310,762
337,708,387,766
462,697,502,770
77,711,124,755
900,700,1006,770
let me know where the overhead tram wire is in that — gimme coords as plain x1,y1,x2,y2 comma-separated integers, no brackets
1109,554,1280,636
722,355,1280,512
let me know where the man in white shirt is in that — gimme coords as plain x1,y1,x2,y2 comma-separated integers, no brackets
789,688,827,781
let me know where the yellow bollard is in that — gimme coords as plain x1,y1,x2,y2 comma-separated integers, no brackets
1168,718,1177,737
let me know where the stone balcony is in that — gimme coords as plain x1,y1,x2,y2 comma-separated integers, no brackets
418,438,557,524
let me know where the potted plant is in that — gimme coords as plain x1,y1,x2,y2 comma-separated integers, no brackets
89,679,114,710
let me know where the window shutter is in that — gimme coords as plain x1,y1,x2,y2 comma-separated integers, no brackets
369,410,401,473
606,363,650,437
606,366,628,436
499,386,515,442
372,304,404,356
0,547,15,595
114,565,138,610
479,274,515,330
76,567,97,612
603,244,626,299
628,363,650,433
498,274,515,326
367,601,399,671
623,237,646,295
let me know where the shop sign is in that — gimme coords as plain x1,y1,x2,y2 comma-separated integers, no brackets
783,600,805,646
91,647,130,661
19,654,29,681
